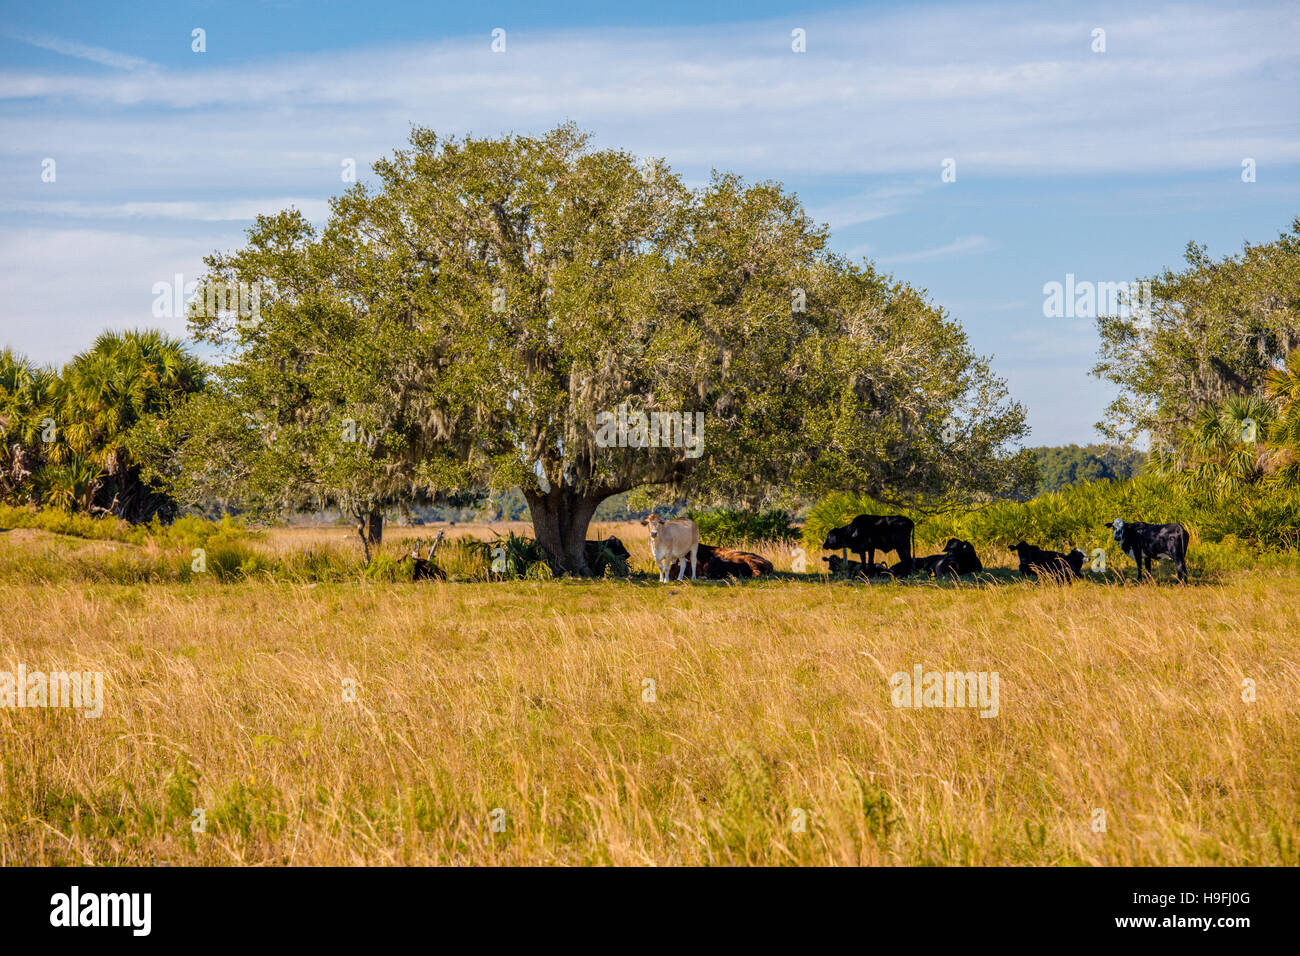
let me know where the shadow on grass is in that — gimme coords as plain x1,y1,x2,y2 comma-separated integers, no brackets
627,564,1216,588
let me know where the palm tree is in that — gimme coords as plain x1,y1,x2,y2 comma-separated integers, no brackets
38,457,102,512
1158,394,1275,500
1265,349,1300,488
56,330,205,521
0,349,59,505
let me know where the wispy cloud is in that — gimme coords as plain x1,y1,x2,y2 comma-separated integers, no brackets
0,197,332,222
0,1,1296,177
808,184,935,231
878,235,994,264
0,26,155,71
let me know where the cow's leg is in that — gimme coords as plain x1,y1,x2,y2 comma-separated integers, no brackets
866,548,875,569
690,542,699,580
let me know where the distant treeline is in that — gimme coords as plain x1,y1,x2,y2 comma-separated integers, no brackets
1027,444,1146,495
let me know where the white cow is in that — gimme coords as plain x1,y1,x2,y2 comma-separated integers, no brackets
641,514,700,582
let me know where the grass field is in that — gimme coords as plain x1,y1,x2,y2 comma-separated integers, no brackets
2,523,1298,865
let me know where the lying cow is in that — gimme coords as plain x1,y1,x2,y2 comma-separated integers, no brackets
898,554,944,576
411,531,447,581
671,544,774,580
587,535,630,560
935,538,982,577
822,514,914,570
1108,519,1189,583
823,554,891,579
893,539,983,578
584,535,631,575
642,514,700,582
1010,541,1086,581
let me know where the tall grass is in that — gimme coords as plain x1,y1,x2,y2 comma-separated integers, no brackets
2,556,1297,865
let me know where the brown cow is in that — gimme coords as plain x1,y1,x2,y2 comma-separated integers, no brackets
671,544,773,580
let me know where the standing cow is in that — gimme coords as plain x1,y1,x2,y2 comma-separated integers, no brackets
822,514,914,570
641,514,701,583
1108,519,1189,583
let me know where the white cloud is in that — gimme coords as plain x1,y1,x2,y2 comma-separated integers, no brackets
0,197,331,222
807,184,935,231
0,0,1294,179
878,235,994,264
0,229,233,364
0,26,155,71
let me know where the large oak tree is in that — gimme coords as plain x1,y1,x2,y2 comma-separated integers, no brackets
174,124,1031,570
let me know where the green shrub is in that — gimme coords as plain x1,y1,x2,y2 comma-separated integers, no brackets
363,553,414,583
585,539,629,578
488,532,553,579
0,504,145,543
154,514,255,551
179,540,268,582
687,509,797,546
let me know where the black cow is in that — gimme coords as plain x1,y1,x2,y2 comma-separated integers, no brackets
901,554,944,576
934,538,983,577
1108,519,1189,583
893,539,982,578
823,554,891,578
586,535,630,560
1010,541,1085,581
822,514,914,570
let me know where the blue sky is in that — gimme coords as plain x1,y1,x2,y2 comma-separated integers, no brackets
1,0,1297,445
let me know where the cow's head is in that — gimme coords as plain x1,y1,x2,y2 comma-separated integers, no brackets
943,538,965,552
641,513,664,538
821,525,848,551
1110,518,1125,543
1009,541,1030,556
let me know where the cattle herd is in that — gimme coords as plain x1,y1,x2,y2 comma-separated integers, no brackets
638,513,1192,584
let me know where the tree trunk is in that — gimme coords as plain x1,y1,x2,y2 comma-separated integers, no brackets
526,488,606,575
356,508,384,562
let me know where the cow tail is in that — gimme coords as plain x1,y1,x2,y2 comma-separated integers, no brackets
910,522,916,563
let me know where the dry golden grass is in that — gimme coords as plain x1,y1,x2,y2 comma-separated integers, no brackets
2,526,1297,866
